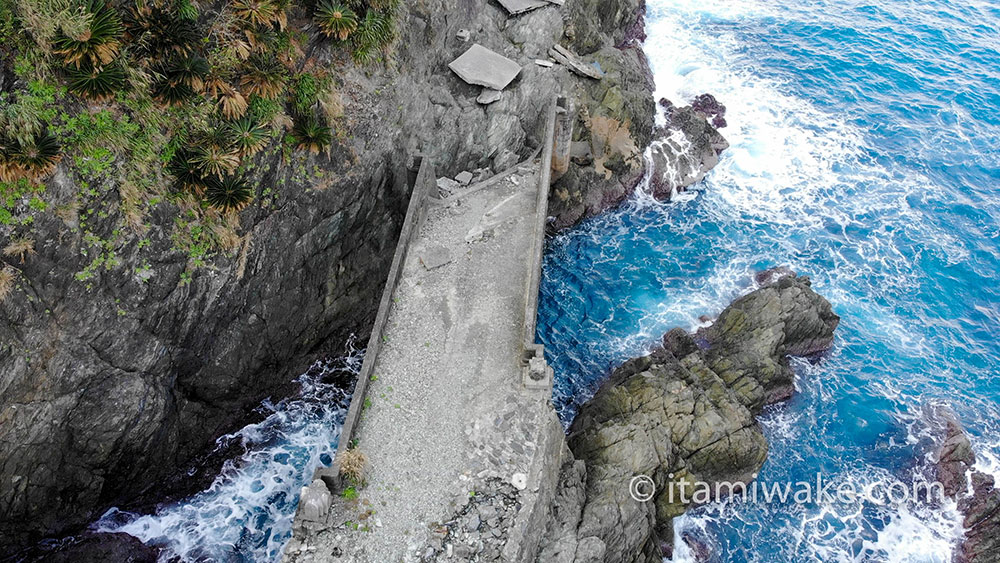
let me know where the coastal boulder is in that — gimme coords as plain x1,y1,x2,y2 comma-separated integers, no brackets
648,104,730,200
538,274,839,562
701,274,840,412
931,408,1000,563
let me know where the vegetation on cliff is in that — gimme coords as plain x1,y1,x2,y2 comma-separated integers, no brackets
0,0,398,298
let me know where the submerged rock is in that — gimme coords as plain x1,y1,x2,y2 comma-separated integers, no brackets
538,274,839,562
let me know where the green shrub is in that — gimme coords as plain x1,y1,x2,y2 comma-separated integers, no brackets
52,0,123,68
204,174,252,211
351,9,394,63
291,72,320,115
65,62,126,100
314,1,357,41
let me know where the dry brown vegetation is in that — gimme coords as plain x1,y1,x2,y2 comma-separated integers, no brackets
339,448,367,485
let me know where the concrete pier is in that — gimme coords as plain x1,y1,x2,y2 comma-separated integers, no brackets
283,99,564,562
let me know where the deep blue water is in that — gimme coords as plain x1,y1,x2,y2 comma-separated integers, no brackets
537,0,1000,561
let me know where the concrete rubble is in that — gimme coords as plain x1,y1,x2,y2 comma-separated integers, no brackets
436,177,460,197
448,44,522,90
548,44,603,80
477,88,503,105
496,0,549,15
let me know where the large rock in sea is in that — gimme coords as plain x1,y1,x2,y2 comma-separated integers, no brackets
647,103,730,200
931,408,1000,563
538,273,839,562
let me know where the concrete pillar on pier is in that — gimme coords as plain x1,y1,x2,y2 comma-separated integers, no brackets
550,97,574,182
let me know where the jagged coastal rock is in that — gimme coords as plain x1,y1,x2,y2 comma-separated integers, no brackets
933,409,1000,563
648,97,730,200
538,273,840,561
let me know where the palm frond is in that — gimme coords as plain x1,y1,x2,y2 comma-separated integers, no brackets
314,1,357,41
53,0,123,68
204,175,253,211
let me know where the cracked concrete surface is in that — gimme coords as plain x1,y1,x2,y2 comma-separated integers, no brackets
284,163,563,562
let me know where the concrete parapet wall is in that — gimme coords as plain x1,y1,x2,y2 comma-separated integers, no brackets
309,155,434,492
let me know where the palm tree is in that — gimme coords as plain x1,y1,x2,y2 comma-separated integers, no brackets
232,0,280,27
191,128,240,176
53,0,123,68
124,2,200,59
291,114,332,154
168,148,210,193
240,55,288,99
227,117,270,156
314,1,357,41
12,132,61,177
66,62,126,100
205,175,253,211
218,88,249,119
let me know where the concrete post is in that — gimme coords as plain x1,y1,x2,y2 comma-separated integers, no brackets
550,97,574,182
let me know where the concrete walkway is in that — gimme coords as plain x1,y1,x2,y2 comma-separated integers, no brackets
283,159,564,562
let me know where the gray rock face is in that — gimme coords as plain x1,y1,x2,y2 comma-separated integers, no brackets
544,0,658,231
538,274,839,562
0,0,655,550
648,104,730,200
932,409,1000,563
700,273,840,412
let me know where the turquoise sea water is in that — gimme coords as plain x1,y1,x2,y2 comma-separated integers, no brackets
537,0,1000,560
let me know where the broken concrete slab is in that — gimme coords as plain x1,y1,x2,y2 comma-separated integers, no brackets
496,0,549,15
534,59,554,67
548,44,603,80
456,28,470,42
477,88,502,105
419,246,452,270
437,177,460,197
449,44,522,90
455,171,474,185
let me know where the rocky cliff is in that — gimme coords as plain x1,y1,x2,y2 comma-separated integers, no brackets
0,0,670,553
932,408,1000,563
537,272,840,562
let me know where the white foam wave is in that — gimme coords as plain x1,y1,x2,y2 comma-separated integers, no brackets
639,1,989,561
95,344,362,562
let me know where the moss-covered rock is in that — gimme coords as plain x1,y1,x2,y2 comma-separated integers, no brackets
539,273,840,562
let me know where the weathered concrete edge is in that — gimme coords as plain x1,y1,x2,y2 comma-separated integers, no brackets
502,406,565,562
502,95,562,563
522,95,559,359
309,156,434,492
